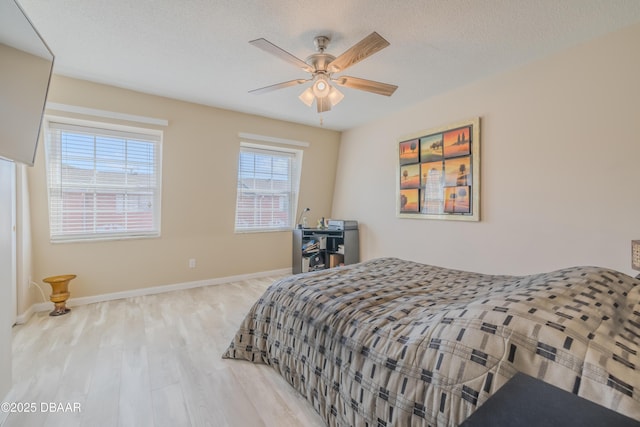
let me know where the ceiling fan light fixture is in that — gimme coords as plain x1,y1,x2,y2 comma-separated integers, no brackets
312,75,331,98
316,96,331,113
298,87,314,106
328,86,344,107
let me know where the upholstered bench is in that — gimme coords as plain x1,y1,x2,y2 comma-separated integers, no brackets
460,372,639,426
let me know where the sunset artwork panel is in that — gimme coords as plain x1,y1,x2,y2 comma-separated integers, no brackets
421,161,445,214
399,139,419,165
444,186,471,213
420,161,443,187
399,189,419,213
420,134,443,163
443,126,471,158
400,164,421,189
444,156,471,187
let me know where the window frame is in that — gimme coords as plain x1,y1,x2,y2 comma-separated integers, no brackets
43,116,163,243
234,141,303,233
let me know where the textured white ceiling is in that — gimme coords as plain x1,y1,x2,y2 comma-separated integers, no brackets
17,0,640,131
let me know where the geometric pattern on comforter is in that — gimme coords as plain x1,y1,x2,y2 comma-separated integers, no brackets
223,258,640,426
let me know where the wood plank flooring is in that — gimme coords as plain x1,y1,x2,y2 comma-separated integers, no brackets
4,276,325,427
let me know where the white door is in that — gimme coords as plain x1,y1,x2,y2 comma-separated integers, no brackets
0,158,17,325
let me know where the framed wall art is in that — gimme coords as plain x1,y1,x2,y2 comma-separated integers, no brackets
397,117,480,221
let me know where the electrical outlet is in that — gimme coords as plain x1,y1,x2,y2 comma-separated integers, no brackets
188,258,196,268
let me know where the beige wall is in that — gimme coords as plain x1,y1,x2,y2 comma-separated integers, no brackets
22,76,340,313
20,21,640,317
333,23,640,277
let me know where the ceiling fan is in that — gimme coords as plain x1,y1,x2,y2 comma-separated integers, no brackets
248,32,398,113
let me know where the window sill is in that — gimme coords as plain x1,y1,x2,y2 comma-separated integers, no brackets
234,227,292,234
50,233,161,244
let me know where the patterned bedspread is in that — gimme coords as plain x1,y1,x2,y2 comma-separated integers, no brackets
223,258,640,426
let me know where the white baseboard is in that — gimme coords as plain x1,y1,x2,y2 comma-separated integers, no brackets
14,303,36,325
14,267,291,325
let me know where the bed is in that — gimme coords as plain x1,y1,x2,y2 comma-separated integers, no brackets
222,257,640,426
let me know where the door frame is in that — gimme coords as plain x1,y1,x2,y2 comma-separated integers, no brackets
0,159,17,325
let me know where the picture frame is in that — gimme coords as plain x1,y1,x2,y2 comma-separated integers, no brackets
397,117,480,221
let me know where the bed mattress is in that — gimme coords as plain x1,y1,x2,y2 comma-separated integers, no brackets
223,257,640,426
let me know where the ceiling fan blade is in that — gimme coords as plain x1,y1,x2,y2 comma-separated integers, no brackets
333,76,398,96
249,79,310,95
249,38,314,72
327,32,390,73
316,97,331,113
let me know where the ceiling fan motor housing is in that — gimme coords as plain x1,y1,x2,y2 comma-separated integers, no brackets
307,35,335,79
313,35,330,52
305,52,336,74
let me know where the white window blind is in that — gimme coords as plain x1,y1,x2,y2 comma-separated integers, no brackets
234,143,302,232
44,119,162,242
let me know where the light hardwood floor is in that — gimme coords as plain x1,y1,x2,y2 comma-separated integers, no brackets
4,276,325,427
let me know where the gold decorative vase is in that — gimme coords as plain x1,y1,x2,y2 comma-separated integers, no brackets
43,274,76,316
